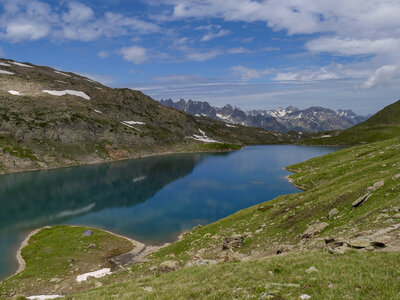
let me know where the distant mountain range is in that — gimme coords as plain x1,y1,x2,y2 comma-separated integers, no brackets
160,99,369,132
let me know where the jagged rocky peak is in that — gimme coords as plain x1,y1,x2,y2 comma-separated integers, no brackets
159,98,368,132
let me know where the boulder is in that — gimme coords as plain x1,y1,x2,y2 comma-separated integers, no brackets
392,173,400,180
305,266,319,273
367,180,384,192
302,222,329,240
158,260,180,273
82,230,93,237
352,193,371,208
222,235,244,250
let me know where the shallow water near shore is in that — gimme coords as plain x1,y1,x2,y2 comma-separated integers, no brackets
0,145,339,280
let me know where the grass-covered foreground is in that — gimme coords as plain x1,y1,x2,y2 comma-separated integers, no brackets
1,138,400,299
0,226,133,298
72,250,400,299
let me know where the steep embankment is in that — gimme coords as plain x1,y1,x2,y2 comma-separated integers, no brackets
0,59,301,174
2,137,399,299
303,99,400,146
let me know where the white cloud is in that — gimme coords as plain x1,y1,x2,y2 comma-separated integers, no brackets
185,49,222,61
360,65,400,89
121,46,149,64
227,47,250,54
62,2,94,23
98,51,109,58
231,65,271,80
274,68,339,82
5,21,50,41
201,29,229,41
164,0,400,87
306,38,400,57
0,0,159,42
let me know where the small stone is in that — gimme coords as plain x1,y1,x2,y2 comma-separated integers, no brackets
259,292,274,299
185,259,218,267
305,266,319,273
82,230,93,237
143,286,154,292
50,277,61,283
94,281,103,288
392,173,400,180
328,208,339,219
327,246,345,255
158,261,180,273
300,294,311,299
148,266,158,272
87,243,96,249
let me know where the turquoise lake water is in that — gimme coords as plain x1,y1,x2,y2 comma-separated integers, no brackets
0,145,338,280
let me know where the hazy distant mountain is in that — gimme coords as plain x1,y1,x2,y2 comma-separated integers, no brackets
160,99,369,132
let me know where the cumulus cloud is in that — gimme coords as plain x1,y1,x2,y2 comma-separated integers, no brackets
231,65,271,80
121,46,149,64
164,0,400,87
0,0,159,42
360,65,400,89
5,21,50,41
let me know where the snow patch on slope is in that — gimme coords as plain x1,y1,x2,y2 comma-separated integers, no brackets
42,90,90,100
26,295,64,300
8,90,21,95
54,71,71,77
0,62,11,67
123,120,146,125
188,128,221,143
0,69,14,75
76,268,111,282
11,62,32,68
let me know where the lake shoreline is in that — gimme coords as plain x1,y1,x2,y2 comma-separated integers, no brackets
0,146,245,176
6,225,171,282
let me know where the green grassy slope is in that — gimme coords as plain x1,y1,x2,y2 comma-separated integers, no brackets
71,137,400,299
303,99,400,146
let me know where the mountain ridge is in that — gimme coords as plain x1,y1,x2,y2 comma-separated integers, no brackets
160,98,369,132
303,99,400,145
0,58,302,174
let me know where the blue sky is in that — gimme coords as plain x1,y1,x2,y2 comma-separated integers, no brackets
1,0,400,114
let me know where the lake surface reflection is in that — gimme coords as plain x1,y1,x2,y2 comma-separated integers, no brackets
0,145,338,279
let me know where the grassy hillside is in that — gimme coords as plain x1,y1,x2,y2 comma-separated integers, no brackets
303,100,400,146
0,59,302,174
2,137,399,299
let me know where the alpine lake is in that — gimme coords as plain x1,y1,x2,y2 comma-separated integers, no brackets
0,145,339,280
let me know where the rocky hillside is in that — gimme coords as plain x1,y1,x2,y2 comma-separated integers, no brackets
160,99,368,132
303,99,400,146
0,59,302,174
